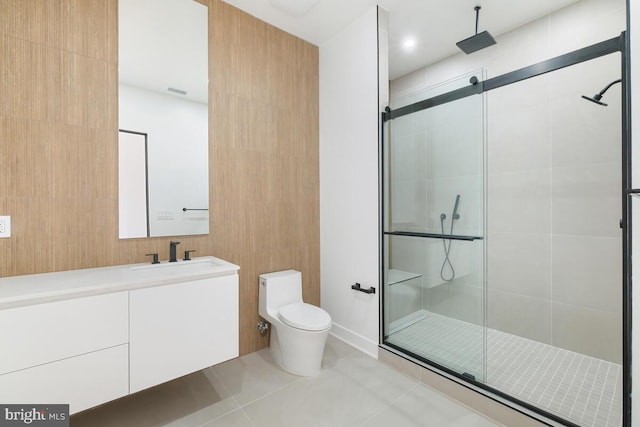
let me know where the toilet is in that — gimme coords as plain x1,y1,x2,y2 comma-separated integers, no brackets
258,270,332,376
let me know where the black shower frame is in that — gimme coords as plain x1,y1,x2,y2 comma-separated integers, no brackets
379,31,632,427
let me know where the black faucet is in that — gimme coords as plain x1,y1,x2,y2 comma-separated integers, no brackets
145,253,159,264
169,241,180,262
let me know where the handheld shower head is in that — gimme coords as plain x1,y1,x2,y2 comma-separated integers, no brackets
452,195,461,220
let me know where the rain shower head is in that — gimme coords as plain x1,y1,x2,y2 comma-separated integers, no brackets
581,79,621,107
457,31,496,54
456,6,496,54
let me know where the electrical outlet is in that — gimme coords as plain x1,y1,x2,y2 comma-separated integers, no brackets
0,216,11,238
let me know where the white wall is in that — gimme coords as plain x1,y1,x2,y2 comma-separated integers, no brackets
319,6,388,357
119,84,209,237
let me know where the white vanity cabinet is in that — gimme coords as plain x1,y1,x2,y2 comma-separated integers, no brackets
0,292,130,413
0,256,239,415
129,275,239,393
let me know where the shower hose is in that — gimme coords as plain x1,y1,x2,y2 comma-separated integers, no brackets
440,215,456,282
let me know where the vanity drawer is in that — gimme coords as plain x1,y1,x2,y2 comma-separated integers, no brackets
0,292,128,375
0,344,129,414
129,274,239,393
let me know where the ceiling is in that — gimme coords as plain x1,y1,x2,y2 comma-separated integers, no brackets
222,0,579,80
117,0,581,100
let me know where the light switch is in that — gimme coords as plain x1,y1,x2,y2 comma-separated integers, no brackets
0,216,10,238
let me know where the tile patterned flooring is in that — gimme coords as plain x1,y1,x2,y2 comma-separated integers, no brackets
71,336,500,427
387,310,622,427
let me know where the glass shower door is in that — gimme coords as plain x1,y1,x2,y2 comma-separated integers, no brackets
382,72,486,381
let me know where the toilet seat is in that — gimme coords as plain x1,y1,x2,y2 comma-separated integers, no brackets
278,303,331,331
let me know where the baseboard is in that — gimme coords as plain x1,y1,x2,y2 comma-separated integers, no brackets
329,322,379,358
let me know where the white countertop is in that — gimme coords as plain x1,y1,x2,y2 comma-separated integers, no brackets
0,256,239,310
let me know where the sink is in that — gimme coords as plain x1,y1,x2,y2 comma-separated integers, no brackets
130,256,237,278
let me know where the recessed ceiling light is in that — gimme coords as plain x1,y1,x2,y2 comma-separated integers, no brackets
402,37,417,52
268,0,320,16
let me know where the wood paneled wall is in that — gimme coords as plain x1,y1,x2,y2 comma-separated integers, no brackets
0,0,320,356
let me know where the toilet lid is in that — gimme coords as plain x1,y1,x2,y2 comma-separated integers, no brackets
278,303,332,331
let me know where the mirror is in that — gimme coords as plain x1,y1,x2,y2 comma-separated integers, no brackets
118,0,209,239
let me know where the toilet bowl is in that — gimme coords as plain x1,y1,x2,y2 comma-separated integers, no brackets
258,270,332,376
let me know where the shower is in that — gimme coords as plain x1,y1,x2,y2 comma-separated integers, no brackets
439,194,461,282
582,78,622,106
456,6,497,54
383,28,627,425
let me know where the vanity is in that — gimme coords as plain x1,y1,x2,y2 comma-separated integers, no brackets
0,256,239,414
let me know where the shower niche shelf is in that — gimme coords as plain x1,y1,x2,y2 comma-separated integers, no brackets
386,270,423,326
388,269,422,286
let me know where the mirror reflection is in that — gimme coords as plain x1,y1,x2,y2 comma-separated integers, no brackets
118,0,209,239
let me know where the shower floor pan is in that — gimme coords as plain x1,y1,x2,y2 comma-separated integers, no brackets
387,310,622,427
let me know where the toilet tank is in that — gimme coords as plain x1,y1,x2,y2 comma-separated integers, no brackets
259,270,303,319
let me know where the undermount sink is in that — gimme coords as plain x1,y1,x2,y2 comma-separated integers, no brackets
130,256,236,277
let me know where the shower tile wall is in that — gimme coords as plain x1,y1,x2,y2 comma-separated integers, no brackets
390,0,625,363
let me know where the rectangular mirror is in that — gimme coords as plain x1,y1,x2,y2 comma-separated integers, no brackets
118,0,209,239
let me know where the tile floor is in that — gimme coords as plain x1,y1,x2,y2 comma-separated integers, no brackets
388,309,622,427
71,336,501,427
